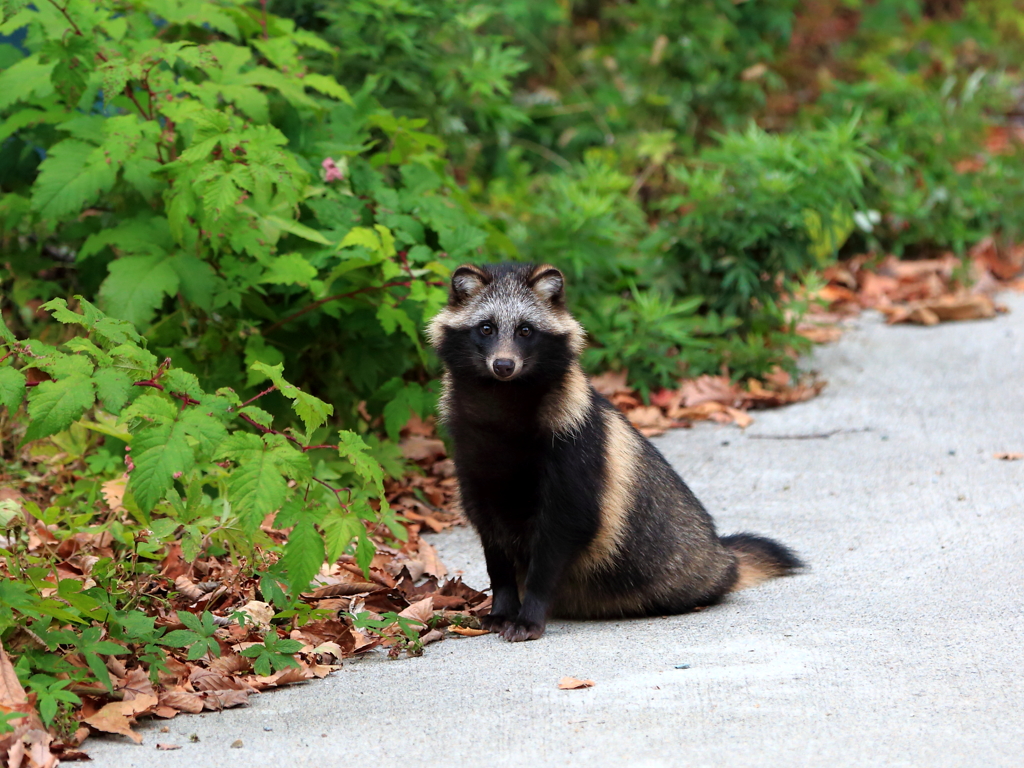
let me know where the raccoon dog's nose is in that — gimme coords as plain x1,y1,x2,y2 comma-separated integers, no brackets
492,359,516,379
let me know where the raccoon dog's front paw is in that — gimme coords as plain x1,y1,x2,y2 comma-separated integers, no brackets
480,613,514,633
498,618,545,642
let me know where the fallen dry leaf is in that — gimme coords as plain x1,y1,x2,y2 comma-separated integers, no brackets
189,668,254,694
247,667,313,688
118,667,156,701
208,653,250,676
558,677,595,690
796,323,844,343
448,626,489,637
416,540,447,580
235,600,274,629
101,477,127,513
305,582,378,598
397,596,434,626
83,694,159,744
158,691,204,715
590,369,630,396
419,629,445,646
679,375,742,408
399,435,446,462
884,293,997,325
7,728,58,768
0,641,28,708
993,452,1023,461
626,405,674,435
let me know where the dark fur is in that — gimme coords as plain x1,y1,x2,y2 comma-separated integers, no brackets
430,263,803,642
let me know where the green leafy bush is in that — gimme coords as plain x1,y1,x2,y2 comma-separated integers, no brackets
0,298,396,606
817,65,1024,257
0,0,492,429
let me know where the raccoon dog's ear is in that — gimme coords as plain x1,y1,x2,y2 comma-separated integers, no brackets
528,265,565,305
450,265,491,305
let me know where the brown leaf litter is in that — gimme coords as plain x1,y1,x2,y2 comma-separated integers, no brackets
804,239,1022,340
594,369,825,436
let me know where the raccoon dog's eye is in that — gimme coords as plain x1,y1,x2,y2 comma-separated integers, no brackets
479,323,494,336
518,325,532,337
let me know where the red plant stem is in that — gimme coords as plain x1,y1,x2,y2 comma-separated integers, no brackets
45,0,165,158
240,385,276,408
237,412,340,454
313,477,350,508
263,280,444,336
260,0,269,39
133,380,201,406
0,350,14,365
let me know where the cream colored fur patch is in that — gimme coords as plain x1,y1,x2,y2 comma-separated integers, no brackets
576,408,639,572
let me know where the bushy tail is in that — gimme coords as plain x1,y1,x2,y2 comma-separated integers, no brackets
721,533,804,592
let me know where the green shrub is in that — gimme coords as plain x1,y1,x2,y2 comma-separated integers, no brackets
817,65,1024,256
0,0,497,428
0,298,396,610
660,121,868,322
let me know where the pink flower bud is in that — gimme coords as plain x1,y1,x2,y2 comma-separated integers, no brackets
322,157,344,182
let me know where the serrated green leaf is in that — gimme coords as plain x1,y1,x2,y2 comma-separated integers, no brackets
180,408,227,460
163,368,202,400
376,303,422,349
224,450,289,534
109,343,158,381
129,421,193,513
301,73,353,105
170,253,217,311
219,433,308,533
23,375,95,443
337,430,385,495
338,226,381,253
0,53,55,110
292,391,333,437
281,517,325,597
0,312,15,344
243,336,284,388
248,361,332,436
438,224,488,258
0,106,67,144
260,253,319,286
64,337,111,366
159,629,200,648
0,367,27,409
99,254,180,329
238,405,272,427
122,390,177,423
355,530,375,575
323,509,361,563
202,171,241,220
382,382,432,441
92,368,132,414
40,353,94,380
31,140,117,220
263,216,331,246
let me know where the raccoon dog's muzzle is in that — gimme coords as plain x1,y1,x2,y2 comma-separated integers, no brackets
491,358,517,379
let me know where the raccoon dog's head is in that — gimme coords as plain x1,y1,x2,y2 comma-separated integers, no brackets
427,263,585,383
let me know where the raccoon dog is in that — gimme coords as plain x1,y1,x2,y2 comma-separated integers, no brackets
427,262,803,642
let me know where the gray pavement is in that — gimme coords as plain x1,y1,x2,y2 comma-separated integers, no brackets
86,296,1024,767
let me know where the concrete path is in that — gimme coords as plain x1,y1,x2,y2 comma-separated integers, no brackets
86,297,1024,767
